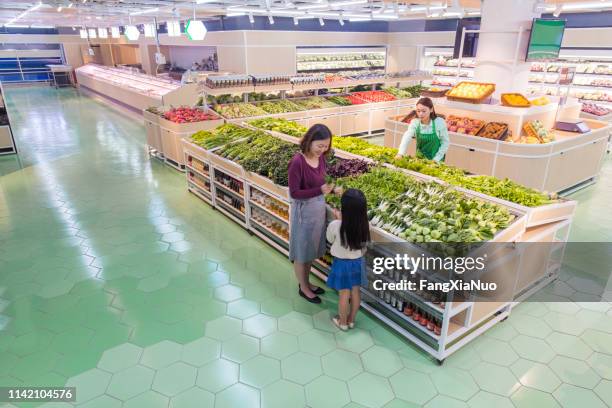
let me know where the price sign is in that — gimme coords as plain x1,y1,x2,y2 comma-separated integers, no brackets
558,66,575,86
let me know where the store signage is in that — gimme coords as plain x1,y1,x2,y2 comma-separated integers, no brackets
124,25,140,41
185,20,207,41
110,26,120,38
88,28,97,39
98,28,108,39
79,29,88,39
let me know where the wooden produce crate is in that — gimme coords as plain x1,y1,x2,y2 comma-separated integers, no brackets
158,110,224,168
501,93,531,108
182,138,214,162
143,109,163,158
445,82,496,104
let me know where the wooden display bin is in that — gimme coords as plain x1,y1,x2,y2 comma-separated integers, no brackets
209,151,246,179
245,171,289,201
0,126,14,153
158,111,224,169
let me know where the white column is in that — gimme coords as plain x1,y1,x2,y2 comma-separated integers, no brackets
474,0,541,97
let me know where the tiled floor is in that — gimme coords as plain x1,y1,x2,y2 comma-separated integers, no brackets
0,87,611,408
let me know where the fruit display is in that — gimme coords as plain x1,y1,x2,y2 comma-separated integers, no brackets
145,106,160,114
581,102,610,116
369,181,515,243
256,99,305,114
326,95,353,106
213,103,267,119
446,115,485,135
523,120,555,143
248,118,306,138
478,122,508,140
446,82,495,102
162,107,219,123
248,92,282,102
294,96,338,110
215,131,299,186
501,93,531,108
530,96,550,106
346,94,368,105
351,91,396,103
326,158,371,179
206,94,243,105
421,87,449,98
190,124,252,150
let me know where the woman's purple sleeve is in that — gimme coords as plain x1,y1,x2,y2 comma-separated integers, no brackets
288,158,323,199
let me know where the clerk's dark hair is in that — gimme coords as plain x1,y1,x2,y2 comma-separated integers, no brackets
340,189,370,251
300,124,332,155
417,97,438,120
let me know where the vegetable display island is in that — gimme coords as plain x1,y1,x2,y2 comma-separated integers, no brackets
76,64,199,112
180,121,575,363
384,97,611,193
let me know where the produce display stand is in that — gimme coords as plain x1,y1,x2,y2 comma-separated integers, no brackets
180,120,576,363
143,109,163,160
47,64,75,88
156,109,224,171
75,64,199,112
384,99,611,193
0,83,17,155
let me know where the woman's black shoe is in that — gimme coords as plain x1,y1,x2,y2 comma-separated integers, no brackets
299,288,322,304
312,286,325,295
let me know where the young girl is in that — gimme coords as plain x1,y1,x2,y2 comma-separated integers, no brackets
326,189,370,331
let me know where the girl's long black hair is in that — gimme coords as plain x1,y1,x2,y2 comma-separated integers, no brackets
340,188,371,251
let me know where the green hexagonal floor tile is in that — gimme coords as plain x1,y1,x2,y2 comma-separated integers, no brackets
278,311,314,336
227,299,260,319
429,367,478,401
473,337,519,366
261,332,299,359
169,387,214,408
215,383,260,408
581,329,612,354
553,384,607,408
65,368,112,404
389,368,437,405
181,337,221,367
549,355,601,388
240,355,281,388
281,351,323,385
509,359,561,392
106,365,155,401
546,332,593,360
221,334,259,363
467,391,515,408
423,395,468,408
336,329,375,354
123,390,169,408
348,372,394,408
321,349,363,381
298,329,337,357
305,375,351,408
594,380,612,407
510,314,552,339
243,314,278,338
510,335,556,363
196,358,239,392
140,340,182,369
204,316,242,341
511,387,561,408
469,362,520,397
261,379,306,408
588,352,612,380
361,345,403,378
97,342,143,373
214,284,244,303
152,361,197,397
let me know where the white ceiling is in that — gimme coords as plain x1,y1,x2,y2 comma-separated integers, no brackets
0,0,610,29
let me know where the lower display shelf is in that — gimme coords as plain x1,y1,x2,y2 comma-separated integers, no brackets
188,183,213,205
186,163,210,179
214,181,245,199
215,195,247,225
249,200,289,224
250,218,289,248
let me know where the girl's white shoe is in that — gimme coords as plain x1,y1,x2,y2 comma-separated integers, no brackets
332,316,349,331
348,322,355,329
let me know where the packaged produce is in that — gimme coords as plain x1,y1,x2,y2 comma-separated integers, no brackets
446,81,495,102
162,106,219,123
213,103,267,119
581,102,610,116
530,96,550,106
523,120,555,143
445,115,485,135
501,93,531,107
191,124,252,150
478,122,508,140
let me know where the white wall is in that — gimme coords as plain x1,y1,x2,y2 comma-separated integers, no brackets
168,46,216,69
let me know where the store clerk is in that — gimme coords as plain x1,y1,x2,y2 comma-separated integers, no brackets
395,97,450,162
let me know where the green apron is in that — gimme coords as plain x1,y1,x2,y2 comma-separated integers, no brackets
415,119,443,161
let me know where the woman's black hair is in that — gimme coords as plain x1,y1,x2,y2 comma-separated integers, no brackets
416,97,438,121
300,124,332,155
340,188,371,251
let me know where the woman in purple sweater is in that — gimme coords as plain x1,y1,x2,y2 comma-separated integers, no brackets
288,124,338,304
